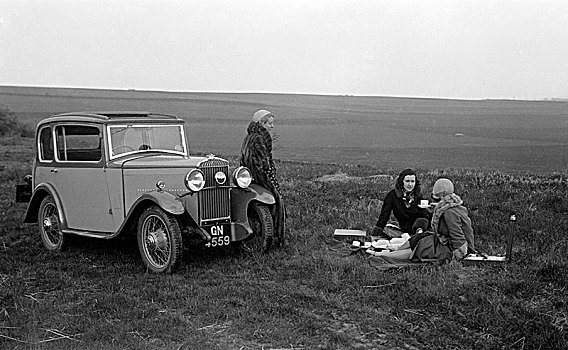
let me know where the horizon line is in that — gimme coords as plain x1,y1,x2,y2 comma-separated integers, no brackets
1,84,564,103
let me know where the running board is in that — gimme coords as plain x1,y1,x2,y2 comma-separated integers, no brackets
62,229,118,239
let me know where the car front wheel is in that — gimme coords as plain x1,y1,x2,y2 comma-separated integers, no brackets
239,202,274,255
137,206,183,273
38,195,69,251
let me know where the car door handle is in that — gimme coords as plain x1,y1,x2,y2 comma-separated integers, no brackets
50,169,58,173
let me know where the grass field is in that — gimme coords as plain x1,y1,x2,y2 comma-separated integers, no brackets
0,87,567,349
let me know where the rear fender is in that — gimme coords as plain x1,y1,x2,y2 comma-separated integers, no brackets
23,184,67,229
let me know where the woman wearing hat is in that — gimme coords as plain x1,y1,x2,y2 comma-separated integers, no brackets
369,168,430,238
240,110,286,246
410,177,476,261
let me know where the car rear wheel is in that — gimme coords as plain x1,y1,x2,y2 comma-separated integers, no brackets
239,202,273,254
38,195,69,251
137,206,183,273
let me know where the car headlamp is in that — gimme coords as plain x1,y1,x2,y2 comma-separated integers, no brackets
233,166,252,188
184,169,205,192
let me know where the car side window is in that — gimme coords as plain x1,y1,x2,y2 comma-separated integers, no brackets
55,125,102,162
38,126,54,162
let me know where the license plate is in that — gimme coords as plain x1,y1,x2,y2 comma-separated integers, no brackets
204,224,231,248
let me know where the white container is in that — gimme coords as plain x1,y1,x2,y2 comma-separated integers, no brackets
375,239,389,246
388,243,404,251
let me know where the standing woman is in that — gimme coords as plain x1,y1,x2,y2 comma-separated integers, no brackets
240,110,286,246
370,168,430,237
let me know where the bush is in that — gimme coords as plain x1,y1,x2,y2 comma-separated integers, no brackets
0,105,34,138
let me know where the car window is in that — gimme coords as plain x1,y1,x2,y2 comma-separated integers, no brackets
38,126,54,162
55,125,102,162
109,124,186,158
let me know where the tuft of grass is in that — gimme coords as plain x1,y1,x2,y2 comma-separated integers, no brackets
0,106,34,138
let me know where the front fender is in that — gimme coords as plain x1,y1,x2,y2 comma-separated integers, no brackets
23,183,67,228
231,184,275,239
116,190,186,237
235,184,275,205
130,191,185,216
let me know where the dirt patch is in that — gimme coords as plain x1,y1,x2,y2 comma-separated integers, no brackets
314,171,392,183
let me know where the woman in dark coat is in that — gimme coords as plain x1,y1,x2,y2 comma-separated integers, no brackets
240,110,286,246
370,168,430,237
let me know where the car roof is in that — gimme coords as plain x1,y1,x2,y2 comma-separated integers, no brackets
38,111,184,127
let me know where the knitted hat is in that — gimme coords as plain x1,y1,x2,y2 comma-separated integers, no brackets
432,178,454,198
252,110,272,123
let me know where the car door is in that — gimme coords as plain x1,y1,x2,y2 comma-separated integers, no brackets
52,124,115,233
34,125,57,194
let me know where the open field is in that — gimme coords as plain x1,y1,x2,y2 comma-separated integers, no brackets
1,136,567,349
1,87,567,349
2,85,568,173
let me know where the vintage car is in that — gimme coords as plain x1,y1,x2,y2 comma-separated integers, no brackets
16,111,275,273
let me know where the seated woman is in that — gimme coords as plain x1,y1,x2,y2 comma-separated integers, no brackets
369,168,430,238
374,178,477,262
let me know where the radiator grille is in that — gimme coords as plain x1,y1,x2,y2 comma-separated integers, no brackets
198,158,230,222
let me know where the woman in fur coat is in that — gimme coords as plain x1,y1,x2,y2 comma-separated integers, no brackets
240,110,286,246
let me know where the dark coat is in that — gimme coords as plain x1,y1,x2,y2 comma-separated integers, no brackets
375,189,430,234
240,122,280,194
436,205,476,256
409,204,476,262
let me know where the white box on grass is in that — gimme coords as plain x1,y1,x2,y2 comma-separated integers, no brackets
463,255,507,266
333,229,367,242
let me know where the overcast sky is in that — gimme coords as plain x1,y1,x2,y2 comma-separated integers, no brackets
1,0,567,100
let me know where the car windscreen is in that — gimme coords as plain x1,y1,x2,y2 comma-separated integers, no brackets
108,124,187,158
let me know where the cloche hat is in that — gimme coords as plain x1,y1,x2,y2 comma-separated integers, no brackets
432,178,454,199
252,110,272,123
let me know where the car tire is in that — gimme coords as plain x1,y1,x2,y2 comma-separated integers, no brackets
38,195,69,251
239,202,273,255
137,206,183,274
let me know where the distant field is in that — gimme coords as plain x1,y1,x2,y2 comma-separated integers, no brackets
2,85,567,173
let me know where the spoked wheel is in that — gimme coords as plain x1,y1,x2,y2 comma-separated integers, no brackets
137,206,183,273
38,195,69,251
239,202,273,255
